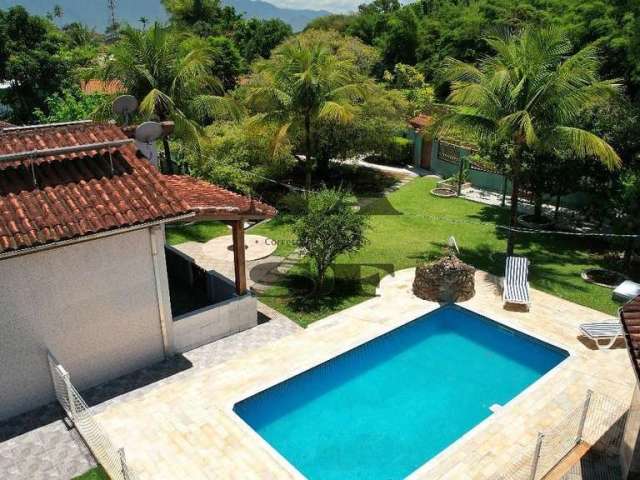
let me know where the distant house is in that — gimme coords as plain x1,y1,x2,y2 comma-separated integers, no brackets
0,121,276,420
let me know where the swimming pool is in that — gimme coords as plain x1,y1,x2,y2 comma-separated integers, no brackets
233,305,568,479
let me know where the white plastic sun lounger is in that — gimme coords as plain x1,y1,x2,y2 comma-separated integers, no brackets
502,256,530,310
579,322,624,349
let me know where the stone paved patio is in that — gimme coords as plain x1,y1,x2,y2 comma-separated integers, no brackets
94,269,635,480
0,302,301,479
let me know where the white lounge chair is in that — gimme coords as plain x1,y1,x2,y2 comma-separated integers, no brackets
579,322,624,349
502,256,530,310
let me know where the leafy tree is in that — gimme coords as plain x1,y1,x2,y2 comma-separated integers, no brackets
392,63,424,89
294,188,368,294
234,18,292,63
440,27,621,254
93,23,234,171
33,87,105,123
184,119,294,193
162,0,241,37
0,6,72,122
245,36,373,189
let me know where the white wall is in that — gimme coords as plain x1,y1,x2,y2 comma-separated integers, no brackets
173,294,257,353
0,228,167,420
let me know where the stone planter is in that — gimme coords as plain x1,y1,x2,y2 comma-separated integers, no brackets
431,187,457,198
581,268,627,288
518,214,553,230
413,255,476,303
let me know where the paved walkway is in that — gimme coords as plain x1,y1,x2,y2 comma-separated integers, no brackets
0,302,301,480
93,269,634,480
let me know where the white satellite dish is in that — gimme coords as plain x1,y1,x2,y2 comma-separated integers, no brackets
134,121,163,167
112,95,138,125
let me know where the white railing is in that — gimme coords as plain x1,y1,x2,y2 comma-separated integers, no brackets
495,389,627,480
47,351,137,480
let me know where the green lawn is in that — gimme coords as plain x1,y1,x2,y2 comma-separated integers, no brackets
259,177,623,327
165,217,298,257
165,220,229,245
73,467,109,480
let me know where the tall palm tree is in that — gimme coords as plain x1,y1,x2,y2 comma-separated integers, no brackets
245,39,372,190
94,23,233,172
439,27,621,255
139,17,149,30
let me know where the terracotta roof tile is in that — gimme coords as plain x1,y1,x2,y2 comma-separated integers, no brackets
621,296,640,381
163,175,277,220
0,123,191,254
408,114,434,130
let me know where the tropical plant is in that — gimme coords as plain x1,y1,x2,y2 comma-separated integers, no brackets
245,36,373,189
184,119,295,193
93,23,235,172
439,27,621,254
33,87,105,123
294,188,368,294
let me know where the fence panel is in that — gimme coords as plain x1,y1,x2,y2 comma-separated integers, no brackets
47,352,136,480
494,390,627,480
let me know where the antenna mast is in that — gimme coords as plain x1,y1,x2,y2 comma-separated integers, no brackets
107,0,117,31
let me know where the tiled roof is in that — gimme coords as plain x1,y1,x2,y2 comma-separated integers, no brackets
408,114,434,130
0,123,192,254
164,175,277,220
621,296,640,381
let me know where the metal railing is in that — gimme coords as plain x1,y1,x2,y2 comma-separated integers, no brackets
495,390,627,480
47,352,137,480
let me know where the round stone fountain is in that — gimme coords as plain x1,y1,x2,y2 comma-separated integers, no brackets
413,254,476,303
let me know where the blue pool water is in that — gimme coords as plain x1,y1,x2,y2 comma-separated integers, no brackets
234,305,567,480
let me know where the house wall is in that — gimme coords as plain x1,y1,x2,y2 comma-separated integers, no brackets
429,140,589,209
0,227,170,420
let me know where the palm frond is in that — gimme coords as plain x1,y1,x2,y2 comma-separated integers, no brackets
553,126,621,169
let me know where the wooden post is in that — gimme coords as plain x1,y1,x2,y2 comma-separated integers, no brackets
232,220,247,295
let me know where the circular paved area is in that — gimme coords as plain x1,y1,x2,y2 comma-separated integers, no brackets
201,235,277,262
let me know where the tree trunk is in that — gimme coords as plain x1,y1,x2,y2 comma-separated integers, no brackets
554,194,561,222
534,194,543,221
162,137,174,175
304,113,312,192
507,155,521,256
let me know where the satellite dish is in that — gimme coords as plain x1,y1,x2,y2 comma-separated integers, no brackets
135,121,163,143
112,95,138,125
134,121,163,167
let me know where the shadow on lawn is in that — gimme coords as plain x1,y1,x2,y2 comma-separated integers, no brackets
260,263,393,315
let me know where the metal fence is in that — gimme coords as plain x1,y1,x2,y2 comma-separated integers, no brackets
494,390,628,480
47,352,137,480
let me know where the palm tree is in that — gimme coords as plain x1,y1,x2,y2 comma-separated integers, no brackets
94,23,234,173
139,17,149,30
245,39,371,190
439,27,621,255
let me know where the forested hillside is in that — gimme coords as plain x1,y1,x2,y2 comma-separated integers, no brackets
0,0,329,31
308,0,640,99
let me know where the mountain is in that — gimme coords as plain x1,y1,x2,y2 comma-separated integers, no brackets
0,0,330,32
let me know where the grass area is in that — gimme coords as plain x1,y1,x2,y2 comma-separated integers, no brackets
73,467,109,480
259,177,624,327
165,220,228,245
164,217,297,257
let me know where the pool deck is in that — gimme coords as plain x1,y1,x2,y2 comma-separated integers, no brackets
94,269,635,479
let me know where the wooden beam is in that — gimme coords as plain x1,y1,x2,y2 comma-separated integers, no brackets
232,220,247,295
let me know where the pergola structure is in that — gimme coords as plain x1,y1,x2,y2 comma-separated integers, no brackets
163,175,277,295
